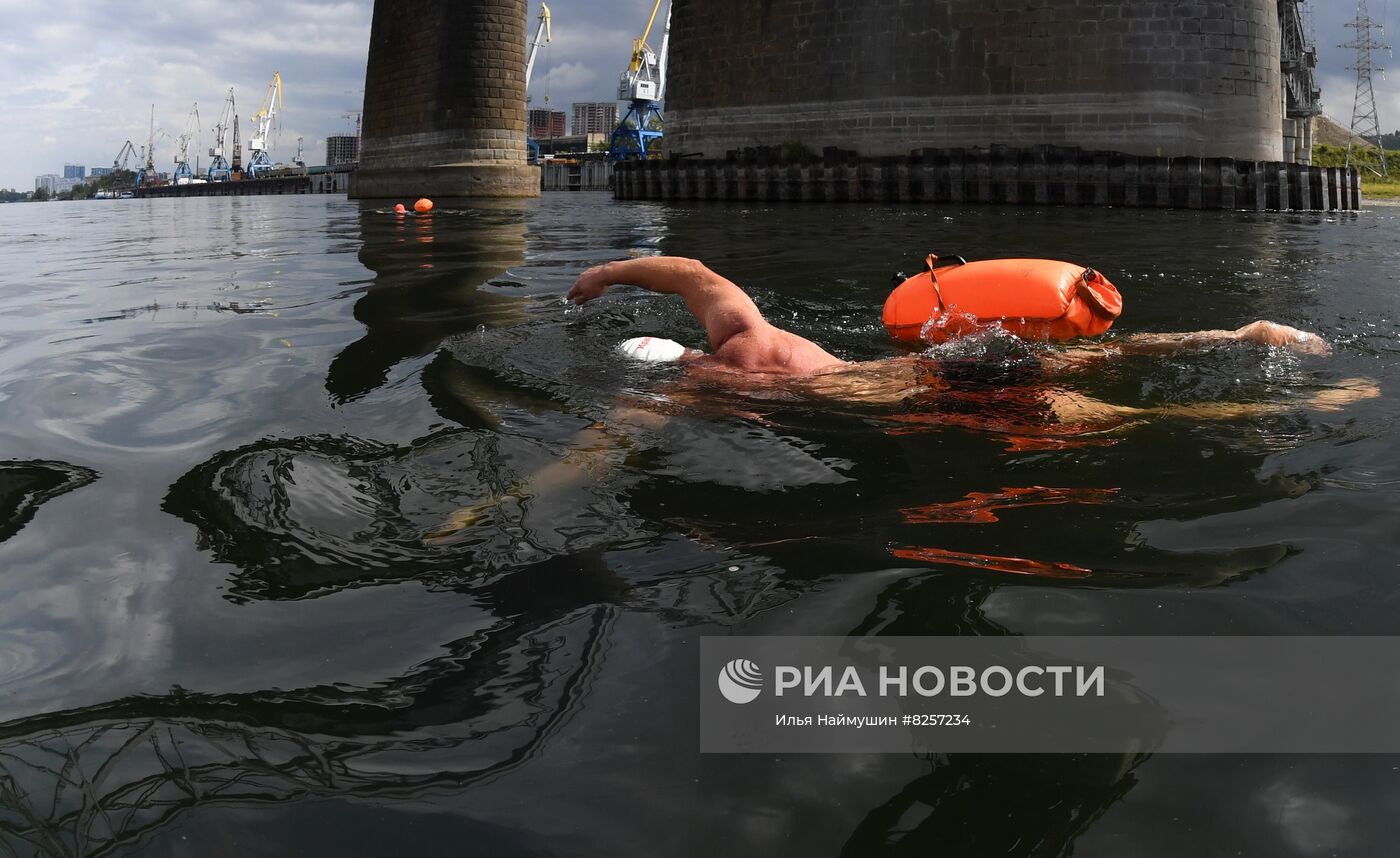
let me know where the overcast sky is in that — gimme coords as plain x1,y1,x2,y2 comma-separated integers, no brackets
1,0,1395,190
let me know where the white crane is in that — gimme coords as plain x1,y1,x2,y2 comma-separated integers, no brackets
524,3,553,164
247,72,283,179
525,3,551,99
174,103,200,184
208,88,235,182
609,0,670,160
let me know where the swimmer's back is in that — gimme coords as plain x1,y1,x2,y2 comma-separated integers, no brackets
706,322,847,376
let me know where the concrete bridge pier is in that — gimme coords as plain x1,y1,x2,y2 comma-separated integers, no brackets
349,0,539,200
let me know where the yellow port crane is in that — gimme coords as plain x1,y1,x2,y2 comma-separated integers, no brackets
609,0,669,160
247,72,283,179
626,0,664,75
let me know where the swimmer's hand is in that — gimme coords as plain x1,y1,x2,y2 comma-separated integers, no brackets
567,265,613,304
423,498,502,545
1234,321,1331,356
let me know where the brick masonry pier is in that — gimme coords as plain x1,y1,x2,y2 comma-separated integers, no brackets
669,0,1291,163
615,147,1361,211
349,0,538,199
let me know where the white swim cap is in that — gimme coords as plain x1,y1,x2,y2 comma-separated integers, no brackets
618,336,688,363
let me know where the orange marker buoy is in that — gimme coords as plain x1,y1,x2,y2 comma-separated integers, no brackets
882,255,1122,343
394,203,406,213
414,198,433,213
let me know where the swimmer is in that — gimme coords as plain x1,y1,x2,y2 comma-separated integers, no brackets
423,257,1376,543
565,254,1344,391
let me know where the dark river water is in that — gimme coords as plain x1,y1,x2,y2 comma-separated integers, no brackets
1,192,1398,856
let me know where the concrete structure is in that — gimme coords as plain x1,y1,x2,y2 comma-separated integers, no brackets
349,0,538,199
536,133,607,156
89,167,113,178
63,164,86,180
542,159,612,191
615,148,1360,211
1279,0,1321,164
572,102,618,136
668,0,1289,163
528,108,566,139
326,134,360,167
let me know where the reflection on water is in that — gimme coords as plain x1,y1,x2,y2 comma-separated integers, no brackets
327,204,531,404
839,753,1144,857
0,196,1398,856
0,605,615,856
0,461,97,545
162,431,646,600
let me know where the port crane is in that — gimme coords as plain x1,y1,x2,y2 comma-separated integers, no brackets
136,105,168,187
232,112,242,176
524,3,552,165
112,140,140,173
609,0,670,160
525,3,551,96
173,103,200,184
246,72,283,179
208,89,235,182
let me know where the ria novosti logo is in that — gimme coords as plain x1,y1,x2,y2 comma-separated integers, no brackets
718,659,764,704
715,658,1107,704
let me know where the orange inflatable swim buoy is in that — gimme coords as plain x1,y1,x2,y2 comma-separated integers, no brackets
883,255,1123,343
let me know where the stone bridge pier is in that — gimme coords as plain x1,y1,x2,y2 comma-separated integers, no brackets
349,0,539,199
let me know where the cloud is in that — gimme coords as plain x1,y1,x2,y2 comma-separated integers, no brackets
540,61,601,93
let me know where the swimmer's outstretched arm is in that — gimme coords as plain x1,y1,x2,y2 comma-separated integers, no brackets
1110,321,1331,356
568,257,767,350
1048,321,1332,370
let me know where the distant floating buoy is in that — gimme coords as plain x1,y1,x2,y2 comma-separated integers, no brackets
414,198,434,213
394,203,406,214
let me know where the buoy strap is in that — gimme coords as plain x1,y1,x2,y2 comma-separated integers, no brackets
924,253,968,272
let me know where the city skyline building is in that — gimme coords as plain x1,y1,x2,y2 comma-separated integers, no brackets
528,108,567,139
63,164,85,179
326,134,360,167
33,175,82,194
571,101,618,136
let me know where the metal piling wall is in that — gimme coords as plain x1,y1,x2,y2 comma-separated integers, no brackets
615,147,1361,211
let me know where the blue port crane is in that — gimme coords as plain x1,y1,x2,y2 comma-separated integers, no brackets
208,89,235,182
609,0,670,161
